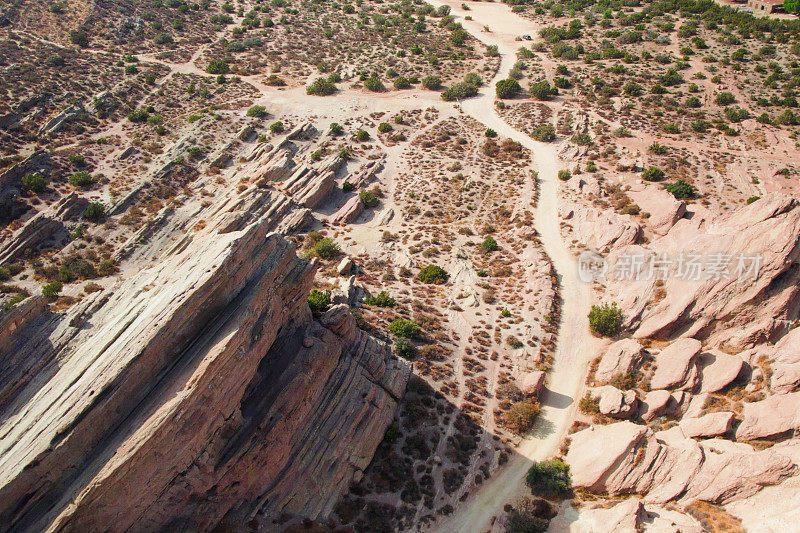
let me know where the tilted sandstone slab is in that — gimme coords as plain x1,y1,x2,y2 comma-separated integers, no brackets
567,422,796,506
594,338,645,384
735,392,800,441
0,215,408,532
650,338,703,391
608,195,800,349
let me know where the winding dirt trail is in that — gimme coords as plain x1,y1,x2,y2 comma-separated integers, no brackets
422,2,602,531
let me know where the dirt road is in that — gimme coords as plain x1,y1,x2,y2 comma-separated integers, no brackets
423,2,602,531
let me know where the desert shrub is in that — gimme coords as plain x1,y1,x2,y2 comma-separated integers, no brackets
506,503,550,533
417,265,448,284
246,105,267,117
588,302,622,337
307,77,337,95
642,167,665,182
496,78,522,99
0,266,9,281
464,72,483,87
366,291,395,307
648,142,667,155
329,122,344,135
531,124,556,142
364,75,386,92
715,91,735,105
529,80,557,100
394,337,418,359
389,318,420,338
481,236,498,252
525,460,571,498
571,133,592,145
665,179,696,199
270,121,284,133
342,180,354,192
557,169,571,181
579,393,600,414
69,171,93,188
264,74,286,86
485,128,497,138
83,202,105,222
206,60,229,74
127,109,149,123
310,238,340,259
421,75,442,90
355,129,370,142
378,122,393,133
441,82,478,101
504,399,541,434
42,281,63,300
553,76,572,89
21,172,48,193
70,30,89,47
746,196,760,204
623,82,643,96
307,289,331,314
359,189,378,207
393,76,411,89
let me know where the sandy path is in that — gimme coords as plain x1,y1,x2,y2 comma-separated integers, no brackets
420,2,602,531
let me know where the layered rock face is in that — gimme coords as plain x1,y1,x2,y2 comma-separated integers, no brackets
0,214,408,532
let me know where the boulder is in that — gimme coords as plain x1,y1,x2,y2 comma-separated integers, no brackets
577,498,645,532
650,338,702,390
566,421,649,489
628,187,686,236
678,412,735,438
595,338,645,384
594,385,637,419
735,392,800,441
698,351,746,393
337,257,355,276
516,370,545,396
560,203,642,253
331,195,364,225
640,389,672,421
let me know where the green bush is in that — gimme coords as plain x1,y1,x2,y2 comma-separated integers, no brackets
394,336,417,359
355,129,370,142
364,75,386,92
588,302,622,337
70,30,89,47
378,122,393,133
359,189,378,207
531,124,556,142
496,78,521,99
648,142,667,155
572,133,592,146
366,291,396,307
83,202,105,222
485,128,497,138
329,122,344,136
389,318,421,338
246,105,267,117
127,109,149,123
417,265,448,284
642,167,665,182
206,60,230,74
746,196,760,204
307,77,337,96
557,169,571,181
715,91,736,105
270,121,284,133
21,172,48,193
393,76,411,89
307,289,331,314
664,179,696,199
42,281,63,300
310,238,340,259
69,171,93,188
464,72,483,87
441,82,478,101
504,399,541,434
529,80,557,100
421,75,442,90
481,236,498,252
525,459,571,498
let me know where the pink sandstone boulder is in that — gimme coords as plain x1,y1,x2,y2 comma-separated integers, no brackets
640,389,672,421
628,187,686,236
516,370,545,396
735,392,800,441
698,351,746,393
331,195,364,225
594,339,645,384
650,338,703,390
678,412,735,438
593,385,638,419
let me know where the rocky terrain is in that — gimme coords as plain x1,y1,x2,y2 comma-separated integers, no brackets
1,0,800,532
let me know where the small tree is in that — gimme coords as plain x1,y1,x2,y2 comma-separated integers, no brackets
307,289,331,314
359,189,379,207
421,75,442,90
525,459,571,499
417,265,448,284
310,238,340,259
329,122,344,136
246,105,267,118
481,236,498,252
307,77,337,96
366,291,396,307
21,172,48,193
70,30,89,48
42,281,63,300
642,167,665,182
364,75,386,92
389,318,420,338
69,171,93,188
530,80,557,100
504,399,540,434
665,179,696,199
270,121,284,133
206,60,230,74
83,202,105,222
532,125,556,142
588,302,622,337
715,91,735,106
496,78,521,99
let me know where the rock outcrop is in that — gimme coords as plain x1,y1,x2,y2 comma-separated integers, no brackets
594,338,644,384
0,214,408,532
650,338,703,390
735,392,800,441
567,422,796,505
